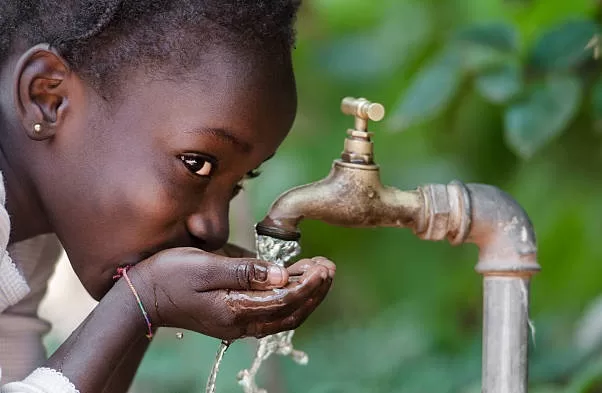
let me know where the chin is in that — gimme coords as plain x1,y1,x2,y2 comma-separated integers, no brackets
72,250,149,302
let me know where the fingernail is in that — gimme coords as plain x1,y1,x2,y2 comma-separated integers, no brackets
268,265,285,285
253,265,269,282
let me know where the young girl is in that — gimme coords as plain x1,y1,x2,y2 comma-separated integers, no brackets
0,1,336,392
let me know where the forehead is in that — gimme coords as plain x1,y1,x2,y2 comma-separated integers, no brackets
111,46,297,149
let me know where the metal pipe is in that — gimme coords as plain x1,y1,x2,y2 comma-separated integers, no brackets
418,182,539,393
482,276,530,393
255,97,539,392
467,184,539,393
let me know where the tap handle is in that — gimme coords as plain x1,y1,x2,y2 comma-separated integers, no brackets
341,97,385,122
340,97,385,164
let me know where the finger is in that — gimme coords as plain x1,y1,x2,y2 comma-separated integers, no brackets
241,278,325,338
251,273,334,338
311,257,336,278
286,259,316,276
287,257,336,278
225,263,330,319
183,250,288,291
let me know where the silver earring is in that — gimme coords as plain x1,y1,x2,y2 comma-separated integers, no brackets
33,123,42,133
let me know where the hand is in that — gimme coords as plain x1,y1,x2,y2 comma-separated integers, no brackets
124,248,335,340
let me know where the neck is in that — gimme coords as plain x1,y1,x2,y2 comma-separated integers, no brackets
0,131,52,244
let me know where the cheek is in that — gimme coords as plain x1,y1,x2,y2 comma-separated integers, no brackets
62,176,186,300
96,164,187,240
113,179,179,223
57,159,183,260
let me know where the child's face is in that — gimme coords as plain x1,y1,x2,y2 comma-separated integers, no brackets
37,49,297,299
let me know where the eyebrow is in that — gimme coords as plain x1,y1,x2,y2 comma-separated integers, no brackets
187,127,253,153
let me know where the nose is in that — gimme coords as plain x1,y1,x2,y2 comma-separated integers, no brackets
186,202,230,252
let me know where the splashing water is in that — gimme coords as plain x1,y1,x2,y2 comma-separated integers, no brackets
237,234,306,393
205,341,231,393
204,234,304,393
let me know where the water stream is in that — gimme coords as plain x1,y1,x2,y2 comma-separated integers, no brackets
204,233,305,393
204,340,231,393
237,234,306,393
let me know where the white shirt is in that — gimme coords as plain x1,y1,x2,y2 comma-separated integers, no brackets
0,172,79,392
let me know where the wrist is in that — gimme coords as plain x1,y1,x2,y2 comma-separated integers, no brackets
110,272,156,338
46,273,155,390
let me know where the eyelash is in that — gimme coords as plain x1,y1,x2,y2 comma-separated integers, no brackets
232,169,261,198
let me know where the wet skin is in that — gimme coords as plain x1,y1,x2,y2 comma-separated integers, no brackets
0,43,336,391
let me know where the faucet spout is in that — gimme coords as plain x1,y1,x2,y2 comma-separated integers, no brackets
256,160,426,240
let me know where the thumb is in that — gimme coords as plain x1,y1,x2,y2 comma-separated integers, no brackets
197,256,289,291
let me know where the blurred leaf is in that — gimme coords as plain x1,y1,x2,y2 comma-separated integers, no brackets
311,0,385,32
504,74,582,158
390,48,463,130
567,356,602,393
590,77,602,133
317,34,400,81
529,387,566,393
475,61,523,103
574,295,602,351
529,19,598,70
459,43,514,72
509,0,597,47
317,1,433,82
456,22,520,53
453,23,520,72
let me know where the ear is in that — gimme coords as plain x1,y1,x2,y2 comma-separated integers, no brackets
14,44,76,141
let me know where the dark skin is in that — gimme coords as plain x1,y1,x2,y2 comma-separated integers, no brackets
0,42,336,392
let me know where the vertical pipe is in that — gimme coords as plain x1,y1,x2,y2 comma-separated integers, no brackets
481,275,531,393
420,183,539,393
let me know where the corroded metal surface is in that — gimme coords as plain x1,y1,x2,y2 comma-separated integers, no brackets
256,162,426,239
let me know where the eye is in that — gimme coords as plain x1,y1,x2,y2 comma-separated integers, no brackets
178,154,215,177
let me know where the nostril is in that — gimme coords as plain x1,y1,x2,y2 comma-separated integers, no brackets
186,213,230,252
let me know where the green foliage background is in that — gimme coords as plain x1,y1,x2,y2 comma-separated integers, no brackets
133,0,602,391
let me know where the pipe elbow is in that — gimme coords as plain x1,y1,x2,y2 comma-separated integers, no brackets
419,182,539,275
465,184,539,275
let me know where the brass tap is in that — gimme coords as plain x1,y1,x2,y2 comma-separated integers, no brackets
256,97,426,241
255,96,538,269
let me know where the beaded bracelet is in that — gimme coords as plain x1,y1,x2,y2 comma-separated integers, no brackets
113,265,154,340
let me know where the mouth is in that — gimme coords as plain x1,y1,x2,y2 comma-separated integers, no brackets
107,234,211,285
108,246,163,280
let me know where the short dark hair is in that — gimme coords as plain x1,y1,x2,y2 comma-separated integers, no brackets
0,0,301,93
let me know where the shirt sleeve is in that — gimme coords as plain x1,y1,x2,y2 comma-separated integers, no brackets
0,175,76,392
0,253,30,314
0,368,79,393
0,171,30,313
